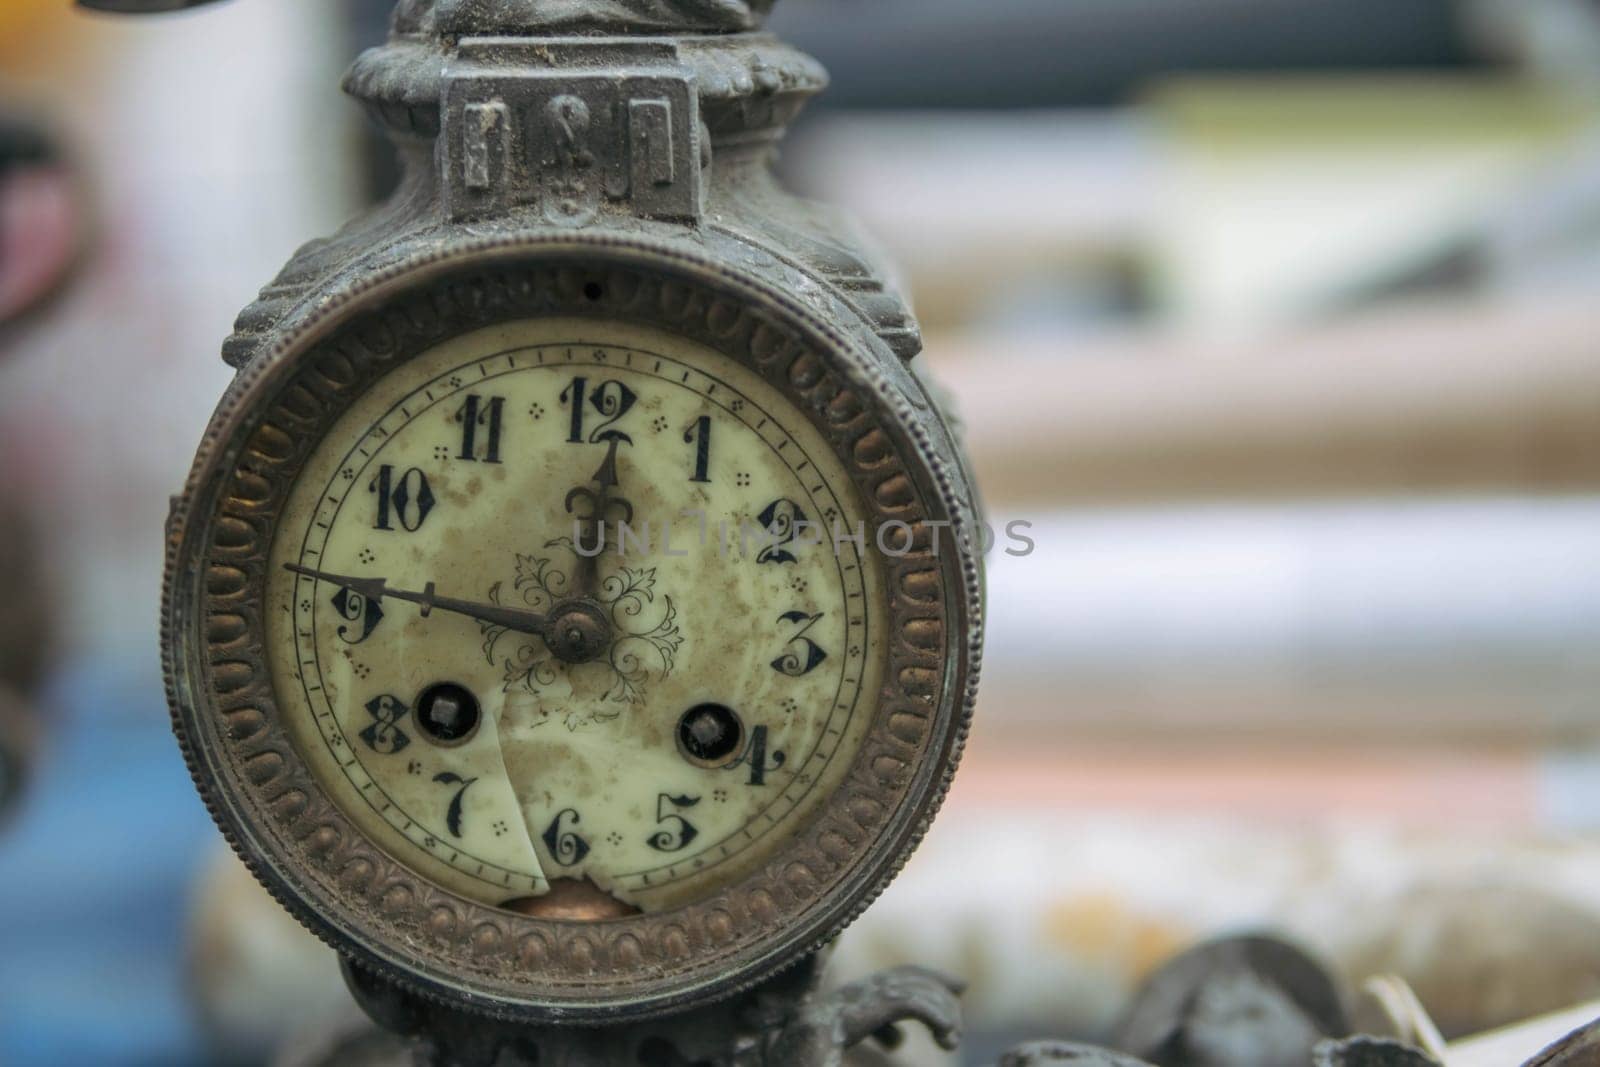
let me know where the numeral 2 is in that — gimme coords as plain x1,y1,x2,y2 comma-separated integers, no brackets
756,498,807,565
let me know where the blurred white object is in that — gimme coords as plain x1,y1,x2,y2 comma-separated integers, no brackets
978,497,1600,752
1352,976,1449,1061
1449,1000,1600,1066
1483,132,1600,298
1150,78,1597,330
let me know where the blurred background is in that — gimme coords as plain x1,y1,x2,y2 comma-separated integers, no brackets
2,0,1600,1064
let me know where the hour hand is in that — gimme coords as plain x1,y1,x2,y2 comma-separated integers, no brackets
564,437,634,597
283,564,549,636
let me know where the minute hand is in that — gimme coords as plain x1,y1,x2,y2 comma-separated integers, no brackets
283,564,550,636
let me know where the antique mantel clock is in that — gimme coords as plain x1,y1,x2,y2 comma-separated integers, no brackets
140,0,983,1061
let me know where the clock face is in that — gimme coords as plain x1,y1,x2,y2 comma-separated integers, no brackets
264,318,886,916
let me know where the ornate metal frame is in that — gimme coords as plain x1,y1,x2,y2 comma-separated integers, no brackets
163,236,983,1024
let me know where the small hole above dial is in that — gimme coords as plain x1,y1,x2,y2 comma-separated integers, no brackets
415,682,481,746
677,703,744,767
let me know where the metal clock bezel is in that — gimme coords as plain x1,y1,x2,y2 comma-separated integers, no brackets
163,236,981,1024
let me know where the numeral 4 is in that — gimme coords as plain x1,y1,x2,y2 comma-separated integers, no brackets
732,725,786,786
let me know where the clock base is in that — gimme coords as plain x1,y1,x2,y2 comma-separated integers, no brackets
293,952,965,1067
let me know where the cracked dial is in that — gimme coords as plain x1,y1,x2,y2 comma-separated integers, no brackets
264,318,886,914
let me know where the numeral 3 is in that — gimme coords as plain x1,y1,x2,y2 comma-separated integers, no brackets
771,611,828,677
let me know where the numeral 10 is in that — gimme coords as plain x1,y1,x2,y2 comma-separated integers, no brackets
370,465,434,532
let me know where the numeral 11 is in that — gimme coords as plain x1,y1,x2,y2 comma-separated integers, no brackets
458,395,504,463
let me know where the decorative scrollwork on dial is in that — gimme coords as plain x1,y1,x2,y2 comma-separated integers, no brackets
480,555,683,704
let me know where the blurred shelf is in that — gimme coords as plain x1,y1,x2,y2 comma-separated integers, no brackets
770,0,1480,111
930,294,1600,505
948,735,1540,827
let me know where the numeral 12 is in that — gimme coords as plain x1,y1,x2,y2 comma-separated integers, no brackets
561,377,636,444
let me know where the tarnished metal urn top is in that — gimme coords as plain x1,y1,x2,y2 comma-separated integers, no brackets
402,0,777,34
82,0,774,31
345,0,822,146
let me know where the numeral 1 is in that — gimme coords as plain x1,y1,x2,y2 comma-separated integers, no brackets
457,394,504,463
685,415,712,483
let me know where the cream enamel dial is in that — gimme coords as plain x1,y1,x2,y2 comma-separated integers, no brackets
264,318,886,915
